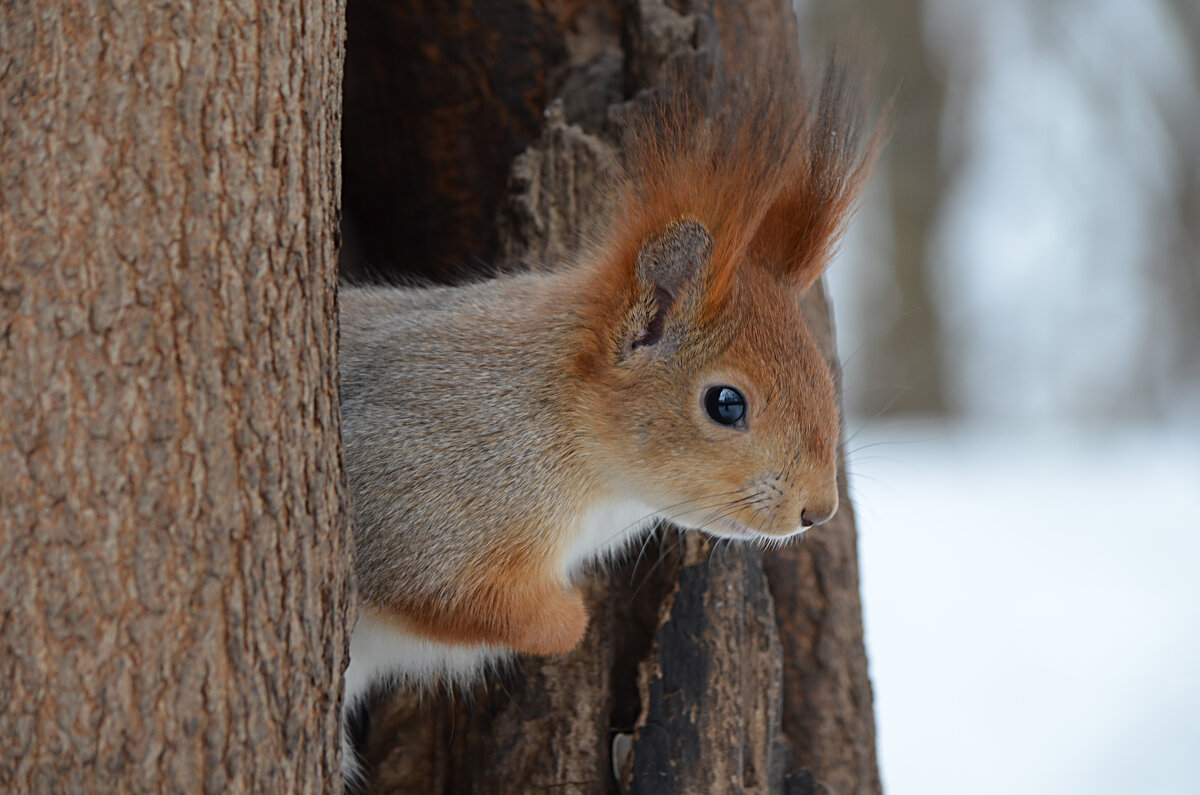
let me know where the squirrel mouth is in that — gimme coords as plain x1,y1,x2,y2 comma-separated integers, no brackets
704,517,762,540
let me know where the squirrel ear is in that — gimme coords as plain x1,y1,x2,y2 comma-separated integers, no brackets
625,220,714,354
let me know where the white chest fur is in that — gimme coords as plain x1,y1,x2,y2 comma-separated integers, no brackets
344,611,507,706
561,497,660,577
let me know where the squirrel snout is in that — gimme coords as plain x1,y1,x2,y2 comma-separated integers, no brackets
799,499,838,529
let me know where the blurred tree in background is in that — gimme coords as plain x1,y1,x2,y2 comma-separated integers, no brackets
800,0,1200,424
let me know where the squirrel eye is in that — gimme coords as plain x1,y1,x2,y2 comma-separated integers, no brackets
704,386,747,427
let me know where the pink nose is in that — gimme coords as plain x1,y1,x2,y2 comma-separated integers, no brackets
800,506,836,528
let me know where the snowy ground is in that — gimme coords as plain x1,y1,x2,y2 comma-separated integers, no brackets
849,419,1200,795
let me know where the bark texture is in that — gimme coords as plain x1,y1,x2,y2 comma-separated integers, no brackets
342,0,571,281
341,0,880,792
0,1,351,792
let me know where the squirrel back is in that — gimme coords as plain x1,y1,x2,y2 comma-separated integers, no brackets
338,46,881,703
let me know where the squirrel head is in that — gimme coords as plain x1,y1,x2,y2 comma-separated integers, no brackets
570,55,881,540
575,218,841,539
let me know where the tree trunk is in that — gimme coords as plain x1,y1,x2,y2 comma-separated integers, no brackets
801,0,950,419
0,2,351,792
866,0,950,418
341,1,880,792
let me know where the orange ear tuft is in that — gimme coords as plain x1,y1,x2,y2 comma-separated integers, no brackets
750,60,887,291
597,43,883,323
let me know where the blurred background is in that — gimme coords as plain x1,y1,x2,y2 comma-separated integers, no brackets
796,0,1200,792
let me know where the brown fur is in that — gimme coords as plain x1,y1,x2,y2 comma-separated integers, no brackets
339,48,880,657
379,546,588,654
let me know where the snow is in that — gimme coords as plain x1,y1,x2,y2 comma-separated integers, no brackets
851,419,1200,795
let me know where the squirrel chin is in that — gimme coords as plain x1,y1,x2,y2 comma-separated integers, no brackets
703,518,765,541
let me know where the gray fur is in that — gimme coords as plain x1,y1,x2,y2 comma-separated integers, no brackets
636,219,713,298
339,272,592,609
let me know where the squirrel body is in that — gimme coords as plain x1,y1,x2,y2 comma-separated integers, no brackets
337,50,881,766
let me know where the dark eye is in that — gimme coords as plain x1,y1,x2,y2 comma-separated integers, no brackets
704,385,747,427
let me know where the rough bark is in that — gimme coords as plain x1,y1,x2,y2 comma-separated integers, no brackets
341,0,571,282
341,0,880,792
0,1,351,792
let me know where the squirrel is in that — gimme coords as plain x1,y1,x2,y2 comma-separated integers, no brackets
337,46,880,773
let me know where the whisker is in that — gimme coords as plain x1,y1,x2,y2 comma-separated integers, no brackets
844,435,942,457
831,339,867,379
625,491,779,600
745,503,771,546
597,490,747,552
690,495,766,537
630,520,670,580
842,374,922,447
832,305,921,381
628,529,687,602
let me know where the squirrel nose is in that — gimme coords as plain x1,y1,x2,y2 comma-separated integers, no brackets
800,504,837,528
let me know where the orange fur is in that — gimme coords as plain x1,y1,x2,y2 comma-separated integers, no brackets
377,535,588,654
561,48,878,548
345,44,880,662
600,48,883,319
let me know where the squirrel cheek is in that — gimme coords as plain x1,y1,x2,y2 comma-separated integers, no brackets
507,586,589,656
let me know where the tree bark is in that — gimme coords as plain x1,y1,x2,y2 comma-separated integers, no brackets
0,2,351,792
341,1,880,792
